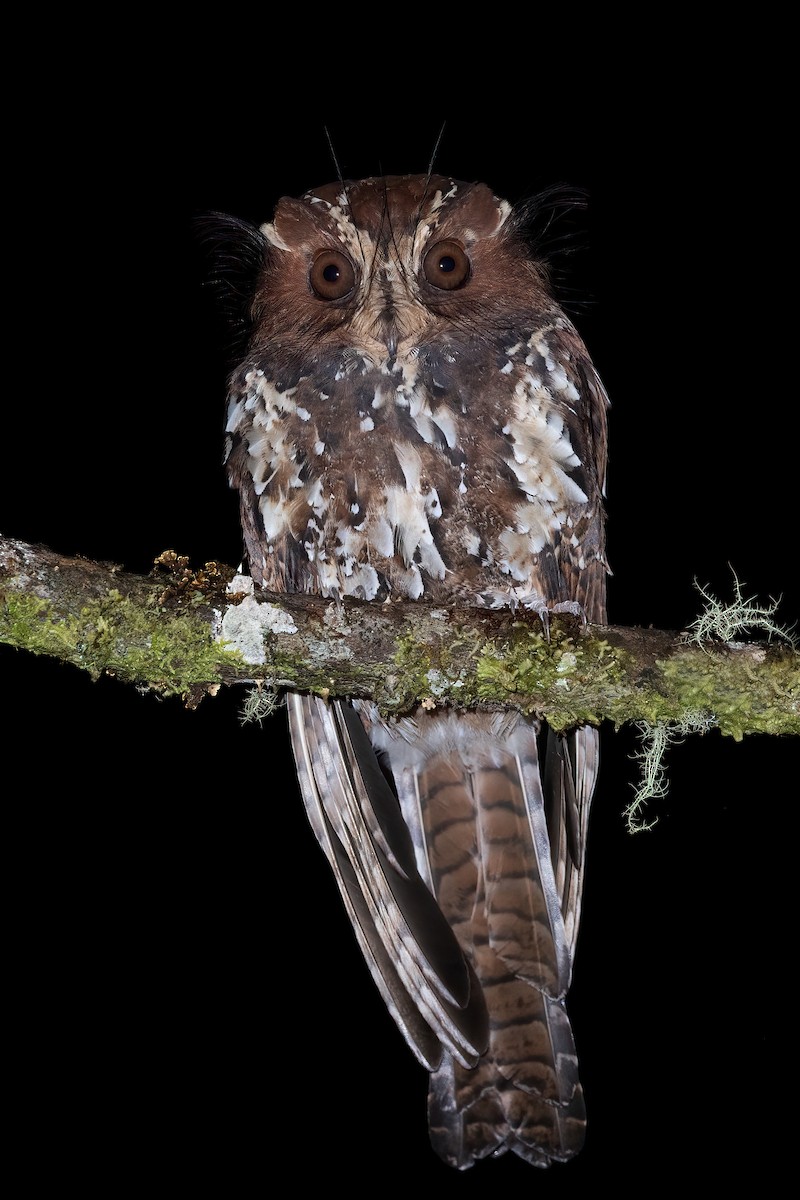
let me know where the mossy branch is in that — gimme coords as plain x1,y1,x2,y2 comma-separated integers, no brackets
1,536,798,736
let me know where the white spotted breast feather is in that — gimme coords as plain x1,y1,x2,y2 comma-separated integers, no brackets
225,173,608,618
223,173,609,1169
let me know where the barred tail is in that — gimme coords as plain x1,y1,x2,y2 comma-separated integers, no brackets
289,695,598,1168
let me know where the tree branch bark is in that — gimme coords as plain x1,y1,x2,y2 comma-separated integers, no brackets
1,535,797,737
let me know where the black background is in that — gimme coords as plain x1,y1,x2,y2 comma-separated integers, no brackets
2,41,795,1193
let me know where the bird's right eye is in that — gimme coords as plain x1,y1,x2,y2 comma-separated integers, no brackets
422,239,471,291
310,250,356,300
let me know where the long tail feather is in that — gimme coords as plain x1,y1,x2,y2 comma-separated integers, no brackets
362,705,593,1167
287,693,489,1070
290,694,595,1167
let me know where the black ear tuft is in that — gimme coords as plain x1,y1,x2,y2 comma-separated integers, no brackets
195,212,268,364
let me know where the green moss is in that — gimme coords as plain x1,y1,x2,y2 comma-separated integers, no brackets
386,632,435,711
660,646,800,739
2,589,245,698
473,624,630,730
6,582,796,735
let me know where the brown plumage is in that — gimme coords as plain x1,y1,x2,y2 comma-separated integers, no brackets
224,174,609,1168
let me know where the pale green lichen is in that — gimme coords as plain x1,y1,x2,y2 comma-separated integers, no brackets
424,668,453,698
686,571,796,648
624,712,716,833
628,574,799,831
220,596,298,665
239,683,282,726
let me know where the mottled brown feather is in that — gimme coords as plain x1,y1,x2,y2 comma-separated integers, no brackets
225,174,608,1168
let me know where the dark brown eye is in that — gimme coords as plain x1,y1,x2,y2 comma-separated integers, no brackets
310,250,356,300
422,239,470,290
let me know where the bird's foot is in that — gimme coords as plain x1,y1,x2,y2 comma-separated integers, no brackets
477,588,586,639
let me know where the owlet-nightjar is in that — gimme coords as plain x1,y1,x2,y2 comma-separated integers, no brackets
223,174,609,1169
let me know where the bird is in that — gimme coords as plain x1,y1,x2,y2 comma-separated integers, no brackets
221,172,609,1169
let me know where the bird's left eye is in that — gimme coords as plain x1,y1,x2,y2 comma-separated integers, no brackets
422,239,471,290
310,250,356,300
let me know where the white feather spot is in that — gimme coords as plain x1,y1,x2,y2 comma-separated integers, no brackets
462,528,481,556
225,397,243,433
258,496,287,541
370,516,394,558
360,416,375,432
431,407,458,448
259,222,291,251
405,564,425,599
547,363,570,393
412,411,436,443
393,442,422,491
304,478,327,514
425,489,442,518
383,484,446,581
342,564,380,599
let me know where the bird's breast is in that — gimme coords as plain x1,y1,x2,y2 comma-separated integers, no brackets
226,325,596,602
